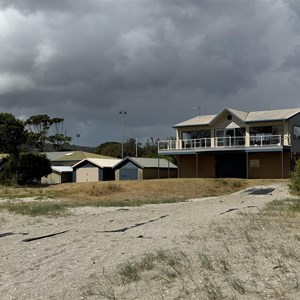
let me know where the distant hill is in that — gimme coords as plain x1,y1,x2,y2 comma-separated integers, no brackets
24,143,97,153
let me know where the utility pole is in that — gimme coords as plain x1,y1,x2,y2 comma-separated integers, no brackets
119,110,127,159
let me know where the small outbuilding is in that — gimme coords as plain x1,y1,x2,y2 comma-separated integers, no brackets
41,166,73,184
72,158,121,182
114,157,177,180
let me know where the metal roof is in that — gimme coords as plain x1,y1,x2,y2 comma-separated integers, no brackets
44,151,113,162
246,108,300,122
52,166,73,173
114,157,177,169
174,115,215,128
58,151,113,161
73,158,121,168
174,107,300,128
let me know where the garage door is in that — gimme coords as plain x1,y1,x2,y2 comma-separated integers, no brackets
76,167,99,182
119,168,138,180
216,153,246,178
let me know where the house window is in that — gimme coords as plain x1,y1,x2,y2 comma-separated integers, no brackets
250,125,283,135
250,126,272,135
250,125,283,145
182,129,211,139
294,126,300,140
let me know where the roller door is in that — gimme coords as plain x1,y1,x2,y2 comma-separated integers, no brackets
76,167,99,182
119,168,138,180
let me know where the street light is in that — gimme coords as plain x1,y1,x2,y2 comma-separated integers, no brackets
119,110,127,159
76,133,80,151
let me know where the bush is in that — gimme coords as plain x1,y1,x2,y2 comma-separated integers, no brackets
0,153,52,185
0,156,19,185
290,159,300,193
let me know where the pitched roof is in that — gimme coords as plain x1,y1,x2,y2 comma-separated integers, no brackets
174,107,300,127
114,157,177,169
174,115,216,127
52,166,73,173
45,151,113,162
73,158,121,168
246,108,300,122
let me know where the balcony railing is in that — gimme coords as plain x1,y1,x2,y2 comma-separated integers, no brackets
158,135,287,152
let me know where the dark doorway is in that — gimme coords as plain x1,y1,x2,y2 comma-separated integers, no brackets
215,153,246,178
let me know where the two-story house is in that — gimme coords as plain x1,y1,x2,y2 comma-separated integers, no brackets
158,108,300,179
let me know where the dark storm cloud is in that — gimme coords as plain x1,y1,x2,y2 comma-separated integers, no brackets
0,0,299,145
0,0,100,15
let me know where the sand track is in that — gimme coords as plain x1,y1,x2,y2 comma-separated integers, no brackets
0,182,292,299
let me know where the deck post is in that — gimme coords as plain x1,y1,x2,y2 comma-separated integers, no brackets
196,153,198,178
177,155,180,178
157,154,160,179
281,150,284,179
246,151,249,179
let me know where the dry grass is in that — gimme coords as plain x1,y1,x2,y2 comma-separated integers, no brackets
0,178,283,202
0,178,287,215
82,201,300,300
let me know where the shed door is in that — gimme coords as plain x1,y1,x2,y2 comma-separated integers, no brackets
76,167,99,182
119,168,138,180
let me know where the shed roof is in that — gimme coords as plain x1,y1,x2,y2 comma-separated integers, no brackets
114,157,177,169
44,151,113,162
52,166,73,173
174,107,300,128
73,158,121,169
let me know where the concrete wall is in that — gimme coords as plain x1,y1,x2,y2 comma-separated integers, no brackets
248,152,291,179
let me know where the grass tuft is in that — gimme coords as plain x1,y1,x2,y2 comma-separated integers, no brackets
4,202,67,216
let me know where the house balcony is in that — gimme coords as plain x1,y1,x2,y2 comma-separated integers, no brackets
158,135,290,154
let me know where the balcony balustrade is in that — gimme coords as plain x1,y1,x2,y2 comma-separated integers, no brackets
158,135,287,152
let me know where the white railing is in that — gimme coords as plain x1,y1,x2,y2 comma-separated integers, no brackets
249,134,282,147
158,135,287,151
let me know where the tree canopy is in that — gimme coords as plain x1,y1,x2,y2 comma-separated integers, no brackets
0,113,27,156
25,115,72,151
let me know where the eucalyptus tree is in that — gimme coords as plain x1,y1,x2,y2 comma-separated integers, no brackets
0,112,27,157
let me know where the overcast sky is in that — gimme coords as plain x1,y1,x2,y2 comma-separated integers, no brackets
1,0,300,146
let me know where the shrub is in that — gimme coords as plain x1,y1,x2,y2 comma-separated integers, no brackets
290,159,300,193
0,153,52,185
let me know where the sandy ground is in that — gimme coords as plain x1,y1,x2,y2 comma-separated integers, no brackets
0,182,293,300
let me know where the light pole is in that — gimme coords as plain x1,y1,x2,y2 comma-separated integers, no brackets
135,138,138,157
119,110,127,159
76,133,80,151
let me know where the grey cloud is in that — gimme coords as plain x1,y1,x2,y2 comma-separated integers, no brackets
0,0,100,15
281,45,300,71
0,0,299,145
